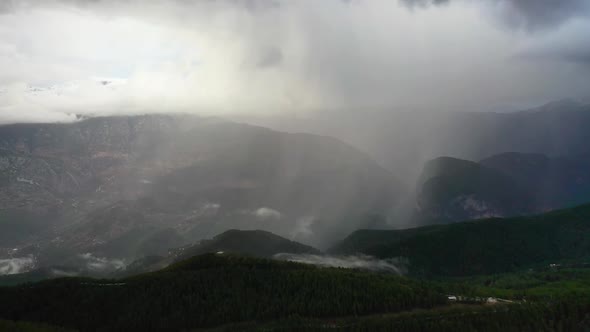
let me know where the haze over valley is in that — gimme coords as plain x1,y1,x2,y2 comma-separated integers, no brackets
1,1,590,331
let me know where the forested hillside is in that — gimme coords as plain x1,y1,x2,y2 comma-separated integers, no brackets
333,204,590,276
2,253,590,331
0,254,444,331
175,229,321,260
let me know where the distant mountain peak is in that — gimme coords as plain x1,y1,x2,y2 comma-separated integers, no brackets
531,98,583,113
175,229,321,261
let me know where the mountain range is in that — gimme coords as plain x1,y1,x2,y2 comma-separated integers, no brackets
2,100,590,279
242,99,590,185
0,115,401,272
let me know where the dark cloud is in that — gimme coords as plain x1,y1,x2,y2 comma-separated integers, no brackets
400,0,590,30
563,52,590,65
1,0,590,122
0,1,17,14
524,43,590,67
399,0,449,8
7,0,589,31
517,20,590,67
499,0,590,30
257,48,283,68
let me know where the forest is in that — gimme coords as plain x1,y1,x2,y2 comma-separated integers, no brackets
0,254,444,331
0,253,590,331
332,203,590,277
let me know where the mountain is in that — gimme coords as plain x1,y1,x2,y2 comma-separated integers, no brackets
414,153,590,223
239,100,590,187
331,203,590,277
0,115,401,272
415,156,530,222
174,229,320,260
0,229,321,283
119,229,321,276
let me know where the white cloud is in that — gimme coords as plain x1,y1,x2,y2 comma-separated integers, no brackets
291,216,315,239
0,256,36,275
78,253,126,272
274,253,407,275
253,207,282,220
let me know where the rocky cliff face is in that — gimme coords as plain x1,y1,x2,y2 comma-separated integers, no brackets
415,153,590,224
414,157,529,223
0,115,402,271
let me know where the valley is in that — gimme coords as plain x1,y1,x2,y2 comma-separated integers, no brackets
3,1,590,329
2,104,590,331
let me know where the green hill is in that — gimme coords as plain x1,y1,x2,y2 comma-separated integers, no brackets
175,229,321,260
118,229,321,277
2,252,590,331
332,204,590,276
0,254,444,331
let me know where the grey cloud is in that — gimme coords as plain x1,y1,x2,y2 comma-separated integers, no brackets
551,42,590,66
5,0,590,31
518,22,590,67
563,52,590,65
400,0,450,8
498,0,590,30
0,1,18,14
0,256,36,275
400,0,590,30
527,46,590,66
1,0,590,124
257,47,283,68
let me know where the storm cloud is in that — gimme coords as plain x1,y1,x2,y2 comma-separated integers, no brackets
401,0,590,29
0,0,589,123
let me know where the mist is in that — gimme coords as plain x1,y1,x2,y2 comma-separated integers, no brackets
0,0,589,124
274,253,407,275
1,0,590,274
78,253,126,273
0,256,35,275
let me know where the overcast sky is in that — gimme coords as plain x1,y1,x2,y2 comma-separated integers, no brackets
0,0,589,123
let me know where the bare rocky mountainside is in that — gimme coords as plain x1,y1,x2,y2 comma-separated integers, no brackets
0,115,402,272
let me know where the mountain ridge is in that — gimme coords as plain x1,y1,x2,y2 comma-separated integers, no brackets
0,114,402,272
332,203,590,276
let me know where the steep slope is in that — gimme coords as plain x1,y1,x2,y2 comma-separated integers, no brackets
242,99,590,187
332,203,590,276
415,157,530,222
415,153,590,223
0,115,401,270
